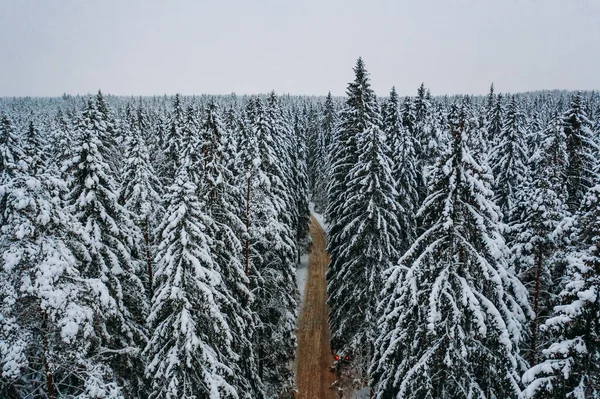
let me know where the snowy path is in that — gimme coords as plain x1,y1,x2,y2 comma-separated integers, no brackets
295,216,337,399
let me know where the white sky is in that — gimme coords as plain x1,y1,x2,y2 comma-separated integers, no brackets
1,0,599,97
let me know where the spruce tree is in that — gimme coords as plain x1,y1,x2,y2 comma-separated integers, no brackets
490,95,529,221
372,106,530,399
327,60,402,384
198,102,264,398
119,116,164,295
523,183,600,398
510,110,570,364
145,161,237,399
0,115,22,226
161,94,185,183
383,86,419,247
487,93,505,145
0,156,128,398
563,92,597,211
327,58,371,352
64,98,148,397
244,98,298,398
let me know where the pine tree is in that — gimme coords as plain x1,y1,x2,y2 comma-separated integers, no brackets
198,102,264,398
290,114,311,252
0,115,22,226
322,91,336,151
306,105,328,213
22,121,46,175
327,58,372,352
563,92,597,211
327,60,402,384
510,110,570,364
523,183,600,398
0,138,126,397
487,93,505,144
333,94,402,382
119,116,164,295
486,83,496,117
414,83,439,165
95,90,121,177
50,109,76,173
490,96,529,220
372,106,530,398
64,98,148,397
244,98,298,397
383,86,419,247
161,94,185,183
145,161,237,399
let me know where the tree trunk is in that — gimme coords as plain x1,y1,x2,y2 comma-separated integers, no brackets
145,216,153,295
42,312,56,399
530,243,544,365
245,176,251,276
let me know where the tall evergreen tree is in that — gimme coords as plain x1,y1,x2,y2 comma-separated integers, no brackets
327,60,402,384
198,102,264,398
119,116,164,295
64,98,148,397
372,106,531,398
523,183,600,398
0,115,22,226
510,110,570,364
0,156,124,398
563,92,597,211
161,94,185,183
327,58,371,352
487,93,505,145
145,161,237,399
383,86,418,248
242,98,298,397
490,96,529,220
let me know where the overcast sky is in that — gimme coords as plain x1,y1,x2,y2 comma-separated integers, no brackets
1,0,599,97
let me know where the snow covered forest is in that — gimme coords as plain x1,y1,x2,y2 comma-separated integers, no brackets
1,57,600,398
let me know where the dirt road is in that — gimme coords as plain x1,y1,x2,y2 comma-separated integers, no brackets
296,216,337,399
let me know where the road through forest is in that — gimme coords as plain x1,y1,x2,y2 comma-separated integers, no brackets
295,216,337,399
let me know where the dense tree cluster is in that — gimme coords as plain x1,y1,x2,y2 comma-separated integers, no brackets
0,92,309,398
1,59,600,398
324,60,600,398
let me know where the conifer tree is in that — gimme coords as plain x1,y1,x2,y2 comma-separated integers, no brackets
327,60,402,382
327,58,371,352
290,114,311,251
95,90,121,177
414,83,439,165
523,183,600,398
383,86,418,247
145,160,237,399
244,98,298,398
0,155,128,398
0,115,22,226
372,106,530,399
23,121,46,175
511,110,570,364
322,91,336,151
50,109,75,173
64,98,148,397
198,102,264,398
563,92,597,211
119,116,164,295
487,93,505,144
161,94,185,183
490,96,529,220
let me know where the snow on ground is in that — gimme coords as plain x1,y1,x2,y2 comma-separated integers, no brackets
296,253,309,314
309,202,328,232
352,387,371,398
